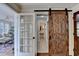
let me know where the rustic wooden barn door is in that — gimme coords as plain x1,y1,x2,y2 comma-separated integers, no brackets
48,9,69,56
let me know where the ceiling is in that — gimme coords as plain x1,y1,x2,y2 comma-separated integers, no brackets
19,3,78,12
20,3,78,9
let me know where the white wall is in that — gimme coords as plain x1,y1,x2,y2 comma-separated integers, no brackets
21,7,71,13
72,4,79,13
68,12,74,56
0,4,16,23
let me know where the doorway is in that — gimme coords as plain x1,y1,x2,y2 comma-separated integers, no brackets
36,14,48,56
16,13,36,56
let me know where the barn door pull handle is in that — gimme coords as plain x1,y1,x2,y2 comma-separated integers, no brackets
49,36,51,40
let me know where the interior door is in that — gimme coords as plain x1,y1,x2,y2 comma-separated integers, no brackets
49,11,69,56
73,11,79,56
18,13,36,56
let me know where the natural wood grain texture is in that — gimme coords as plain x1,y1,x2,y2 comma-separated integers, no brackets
49,11,69,56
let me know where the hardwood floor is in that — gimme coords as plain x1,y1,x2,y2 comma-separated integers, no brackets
37,53,49,56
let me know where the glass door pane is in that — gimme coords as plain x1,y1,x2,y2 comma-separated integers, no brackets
20,15,33,54
77,22,79,36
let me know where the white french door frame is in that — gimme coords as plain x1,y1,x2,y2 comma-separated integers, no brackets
14,13,36,56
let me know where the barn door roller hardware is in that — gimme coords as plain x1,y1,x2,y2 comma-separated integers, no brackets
34,8,72,12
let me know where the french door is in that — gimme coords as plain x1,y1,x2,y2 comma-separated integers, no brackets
17,13,36,56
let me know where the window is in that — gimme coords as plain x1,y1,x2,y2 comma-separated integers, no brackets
76,14,79,36
0,22,4,38
0,20,10,38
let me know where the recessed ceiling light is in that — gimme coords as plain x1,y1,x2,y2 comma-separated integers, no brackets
41,16,44,18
